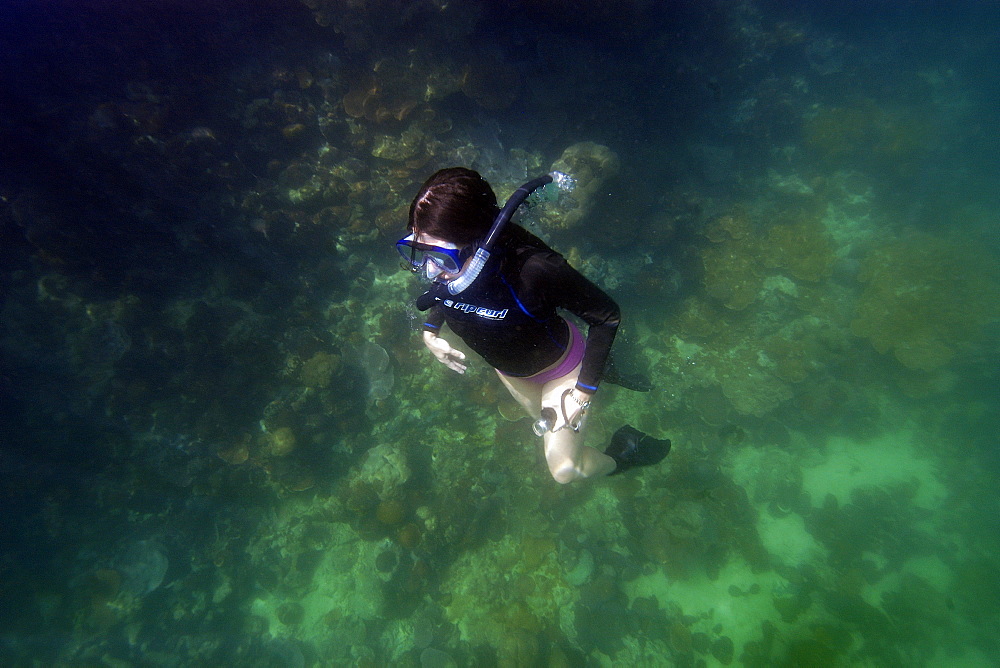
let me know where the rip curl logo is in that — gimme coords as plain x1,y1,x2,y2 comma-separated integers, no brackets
442,299,509,321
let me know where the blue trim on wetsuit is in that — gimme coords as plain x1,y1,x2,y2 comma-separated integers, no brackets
499,273,565,351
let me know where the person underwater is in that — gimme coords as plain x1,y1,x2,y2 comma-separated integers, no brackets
397,167,670,483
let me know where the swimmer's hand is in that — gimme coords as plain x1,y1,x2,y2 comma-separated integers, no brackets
423,331,467,374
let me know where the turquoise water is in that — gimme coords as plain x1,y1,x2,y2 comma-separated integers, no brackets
1,1,998,665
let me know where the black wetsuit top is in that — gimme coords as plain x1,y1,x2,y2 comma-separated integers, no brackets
421,225,620,392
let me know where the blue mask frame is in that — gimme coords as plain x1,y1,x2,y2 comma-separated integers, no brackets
396,234,464,275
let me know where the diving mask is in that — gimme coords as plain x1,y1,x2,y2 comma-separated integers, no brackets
396,233,465,279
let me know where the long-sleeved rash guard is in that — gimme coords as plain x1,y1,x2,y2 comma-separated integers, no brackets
421,225,620,392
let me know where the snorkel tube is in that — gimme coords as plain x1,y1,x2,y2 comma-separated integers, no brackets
415,171,575,311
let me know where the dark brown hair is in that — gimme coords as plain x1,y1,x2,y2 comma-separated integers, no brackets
408,167,498,246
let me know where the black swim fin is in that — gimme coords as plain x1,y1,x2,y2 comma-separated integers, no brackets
603,361,652,392
605,425,671,475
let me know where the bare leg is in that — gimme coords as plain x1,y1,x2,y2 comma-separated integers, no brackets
497,365,616,483
496,370,542,417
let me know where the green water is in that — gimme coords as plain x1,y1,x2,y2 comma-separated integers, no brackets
1,1,998,665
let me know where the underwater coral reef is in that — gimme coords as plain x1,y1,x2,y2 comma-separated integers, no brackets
1,0,999,666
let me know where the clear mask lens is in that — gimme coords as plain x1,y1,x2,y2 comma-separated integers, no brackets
424,255,451,280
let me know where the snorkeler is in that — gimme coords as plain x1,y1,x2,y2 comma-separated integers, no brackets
397,167,670,483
